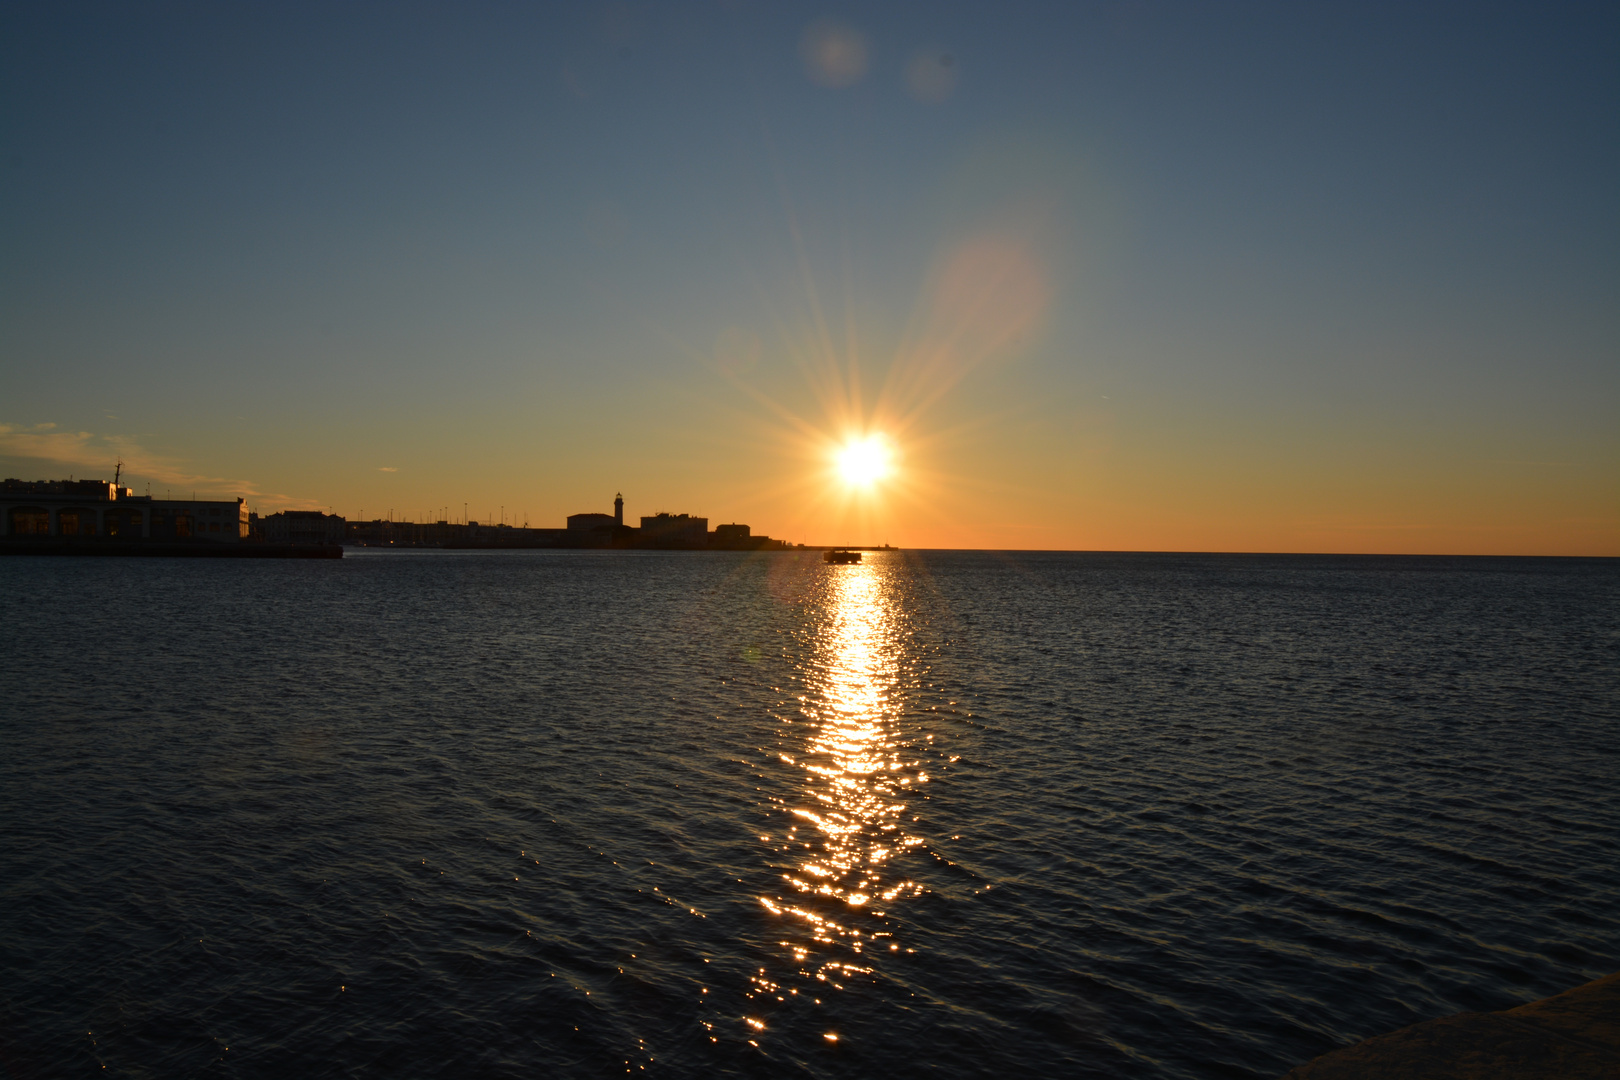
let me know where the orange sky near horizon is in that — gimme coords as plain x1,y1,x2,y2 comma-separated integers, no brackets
2,5,1615,557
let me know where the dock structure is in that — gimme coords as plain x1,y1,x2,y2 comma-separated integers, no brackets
2,478,248,543
2,478,344,557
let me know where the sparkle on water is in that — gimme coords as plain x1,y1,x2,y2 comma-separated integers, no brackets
2,551,1615,1078
760,561,924,990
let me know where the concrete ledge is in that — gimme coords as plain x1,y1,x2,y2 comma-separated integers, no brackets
1280,971,1620,1079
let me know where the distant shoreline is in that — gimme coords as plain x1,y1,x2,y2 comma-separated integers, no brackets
5,541,1612,561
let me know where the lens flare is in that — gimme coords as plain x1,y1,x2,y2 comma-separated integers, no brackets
836,436,892,487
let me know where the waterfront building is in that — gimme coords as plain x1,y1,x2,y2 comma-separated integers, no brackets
639,512,708,548
461,522,566,547
709,521,790,551
4,478,797,553
2,478,246,542
567,492,627,534
261,510,346,545
344,518,565,548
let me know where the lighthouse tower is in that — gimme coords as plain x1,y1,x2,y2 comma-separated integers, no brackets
614,493,623,527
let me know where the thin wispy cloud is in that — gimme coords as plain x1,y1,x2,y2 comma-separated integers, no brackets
0,422,320,510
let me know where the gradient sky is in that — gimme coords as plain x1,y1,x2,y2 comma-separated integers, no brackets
2,2,1615,553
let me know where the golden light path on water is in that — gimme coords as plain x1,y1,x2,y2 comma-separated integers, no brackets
754,557,926,1015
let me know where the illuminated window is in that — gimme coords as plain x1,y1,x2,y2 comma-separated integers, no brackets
59,511,96,536
9,508,48,535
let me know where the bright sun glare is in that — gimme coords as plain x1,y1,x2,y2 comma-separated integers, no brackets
836,435,893,486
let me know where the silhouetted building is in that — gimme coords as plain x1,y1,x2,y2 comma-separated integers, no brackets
640,512,708,548
262,510,345,545
560,493,634,547
149,499,247,540
345,517,564,548
570,491,629,534
708,521,789,550
1,478,246,542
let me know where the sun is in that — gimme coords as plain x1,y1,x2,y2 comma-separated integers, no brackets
836,435,893,487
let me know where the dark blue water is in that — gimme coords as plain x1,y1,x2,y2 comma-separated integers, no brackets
1,550,1616,1078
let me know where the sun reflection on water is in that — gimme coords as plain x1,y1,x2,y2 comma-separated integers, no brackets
755,555,927,1002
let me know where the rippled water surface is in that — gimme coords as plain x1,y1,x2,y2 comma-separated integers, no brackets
2,550,1616,1078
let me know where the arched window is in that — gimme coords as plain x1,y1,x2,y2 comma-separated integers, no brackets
58,509,96,536
102,510,142,538
9,507,49,535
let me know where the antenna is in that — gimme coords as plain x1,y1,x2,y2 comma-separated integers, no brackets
114,459,123,487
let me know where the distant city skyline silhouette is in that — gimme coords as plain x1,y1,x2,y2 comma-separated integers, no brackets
1,4,1614,554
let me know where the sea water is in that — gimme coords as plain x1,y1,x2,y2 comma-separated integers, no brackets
1,550,1615,1078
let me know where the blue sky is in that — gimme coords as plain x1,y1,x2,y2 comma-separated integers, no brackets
2,2,1615,551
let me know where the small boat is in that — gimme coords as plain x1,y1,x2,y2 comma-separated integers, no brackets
824,550,861,564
